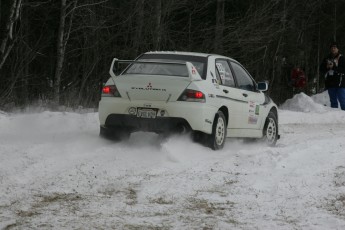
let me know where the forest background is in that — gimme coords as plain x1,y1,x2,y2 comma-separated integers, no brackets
1,0,344,109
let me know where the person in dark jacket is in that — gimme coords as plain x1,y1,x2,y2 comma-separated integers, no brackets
320,42,345,110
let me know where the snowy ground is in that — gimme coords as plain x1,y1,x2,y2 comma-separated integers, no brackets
1,92,345,229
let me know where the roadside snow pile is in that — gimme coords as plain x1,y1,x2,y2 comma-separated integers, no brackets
279,92,330,113
311,90,330,107
279,92,345,124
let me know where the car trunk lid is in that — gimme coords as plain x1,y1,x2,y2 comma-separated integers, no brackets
114,74,192,102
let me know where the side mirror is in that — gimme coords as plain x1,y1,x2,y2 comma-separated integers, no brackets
257,82,268,91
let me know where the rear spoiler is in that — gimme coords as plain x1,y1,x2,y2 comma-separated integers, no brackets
109,58,202,81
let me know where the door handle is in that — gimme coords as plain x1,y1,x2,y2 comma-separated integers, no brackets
223,89,229,93
242,93,248,97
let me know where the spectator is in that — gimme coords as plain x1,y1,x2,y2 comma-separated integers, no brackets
320,42,345,110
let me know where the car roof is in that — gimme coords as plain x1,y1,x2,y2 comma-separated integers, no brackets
144,51,232,60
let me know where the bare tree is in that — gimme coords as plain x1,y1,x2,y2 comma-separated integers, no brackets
154,0,162,50
53,0,77,108
215,0,224,53
0,0,22,71
133,0,145,55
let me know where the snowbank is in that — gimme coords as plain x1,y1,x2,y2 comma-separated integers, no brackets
279,92,331,113
311,90,331,107
279,92,345,124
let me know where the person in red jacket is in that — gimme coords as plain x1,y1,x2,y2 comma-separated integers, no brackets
320,42,345,110
290,67,306,89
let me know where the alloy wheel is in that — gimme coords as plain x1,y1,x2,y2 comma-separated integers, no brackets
266,117,277,144
215,117,225,146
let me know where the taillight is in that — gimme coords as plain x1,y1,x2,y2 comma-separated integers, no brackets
102,85,121,97
178,89,205,102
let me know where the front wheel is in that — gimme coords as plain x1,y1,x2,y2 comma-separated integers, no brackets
209,111,227,150
263,112,278,146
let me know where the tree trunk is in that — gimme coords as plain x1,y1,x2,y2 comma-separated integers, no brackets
53,0,77,108
215,0,224,53
269,37,282,96
133,0,145,55
333,3,337,42
0,0,22,71
21,5,29,106
317,19,321,92
53,0,67,108
154,0,162,50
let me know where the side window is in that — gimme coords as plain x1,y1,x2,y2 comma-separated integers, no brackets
215,68,222,84
215,60,235,87
231,62,255,91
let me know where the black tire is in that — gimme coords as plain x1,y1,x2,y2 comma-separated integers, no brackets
209,111,227,150
99,126,130,141
191,131,208,146
263,112,278,146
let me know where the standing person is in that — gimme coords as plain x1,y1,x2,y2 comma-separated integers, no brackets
320,42,345,110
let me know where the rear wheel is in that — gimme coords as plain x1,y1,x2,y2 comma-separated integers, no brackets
263,112,278,146
99,126,130,141
209,111,227,150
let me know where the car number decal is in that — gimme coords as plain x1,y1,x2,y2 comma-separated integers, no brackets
216,63,226,80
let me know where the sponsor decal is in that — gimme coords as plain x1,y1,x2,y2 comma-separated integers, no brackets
249,101,260,115
192,66,196,75
249,101,255,108
210,72,220,85
249,101,256,116
208,94,215,98
131,82,167,92
255,105,260,115
216,63,225,80
205,119,212,124
248,115,258,124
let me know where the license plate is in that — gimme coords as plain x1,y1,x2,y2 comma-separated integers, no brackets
137,108,157,118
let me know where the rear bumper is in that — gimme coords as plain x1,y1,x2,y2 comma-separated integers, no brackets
104,115,191,133
99,97,217,134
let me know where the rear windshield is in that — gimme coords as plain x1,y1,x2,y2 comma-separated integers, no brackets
123,54,208,79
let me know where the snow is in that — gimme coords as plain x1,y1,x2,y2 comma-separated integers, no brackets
1,92,345,229
280,92,330,113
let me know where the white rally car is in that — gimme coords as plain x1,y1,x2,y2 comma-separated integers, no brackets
99,51,279,150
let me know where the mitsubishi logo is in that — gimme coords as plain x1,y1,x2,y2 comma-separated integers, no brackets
146,82,152,89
